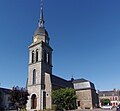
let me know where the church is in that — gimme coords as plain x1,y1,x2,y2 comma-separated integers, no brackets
26,0,99,111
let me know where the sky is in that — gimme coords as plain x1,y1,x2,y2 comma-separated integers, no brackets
0,0,120,91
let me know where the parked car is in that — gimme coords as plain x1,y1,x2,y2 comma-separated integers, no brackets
116,105,120,111
101,105,112,110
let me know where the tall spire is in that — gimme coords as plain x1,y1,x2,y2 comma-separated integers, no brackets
39,0,44,27
34,0,48,36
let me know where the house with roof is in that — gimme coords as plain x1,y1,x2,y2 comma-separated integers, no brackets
73,78,99,109
0,88,11,110
98,89,120,107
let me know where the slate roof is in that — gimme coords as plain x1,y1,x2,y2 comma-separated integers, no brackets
34,27,48,36
73,78,89,83
98,90,120,96
51,75,73,88
72,78,95,90
0,87,11,94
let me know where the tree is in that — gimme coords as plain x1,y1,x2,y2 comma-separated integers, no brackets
9,86,29,110
100,99,110,106
52,88,77,110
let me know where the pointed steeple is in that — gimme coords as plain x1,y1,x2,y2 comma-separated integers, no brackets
39,0,44,27
34,0,49,44
34,0,48,36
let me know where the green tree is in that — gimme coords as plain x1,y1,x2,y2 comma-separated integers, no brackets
101,99,110,106
9,86,29,111
52,88,77,110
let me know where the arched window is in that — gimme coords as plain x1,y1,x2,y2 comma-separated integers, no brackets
33,69,36,85
32,51,34,63
31,94,37,109
36,49,38,62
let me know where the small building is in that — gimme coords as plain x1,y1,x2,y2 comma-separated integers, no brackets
73,78,99,109
0,88,11,110
98,89,120,107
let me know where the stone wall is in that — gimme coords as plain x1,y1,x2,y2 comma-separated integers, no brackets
76,89,93,109
45,73,52,109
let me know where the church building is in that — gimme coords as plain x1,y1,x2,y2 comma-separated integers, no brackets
26,0,99,110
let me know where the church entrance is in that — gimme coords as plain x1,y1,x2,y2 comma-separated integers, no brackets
31,94,37,109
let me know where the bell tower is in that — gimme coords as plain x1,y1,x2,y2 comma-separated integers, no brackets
27,0,53,110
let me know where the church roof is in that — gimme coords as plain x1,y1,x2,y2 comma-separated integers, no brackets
73,78,89,83
34,27,48,36
51,75,73,88
73,78,95,90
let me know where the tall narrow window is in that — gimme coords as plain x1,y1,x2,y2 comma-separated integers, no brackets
43,91,46,109
36,49,38,62
44,51,47,63
32,51,34,63
33,69,36,85
46,53,49,63
48,53,51,65
115,97,117,100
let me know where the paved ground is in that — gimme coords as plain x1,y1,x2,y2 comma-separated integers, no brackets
6,108,117,111
69,108,116,111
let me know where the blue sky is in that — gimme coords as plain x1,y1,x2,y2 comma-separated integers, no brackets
0,0,120,91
